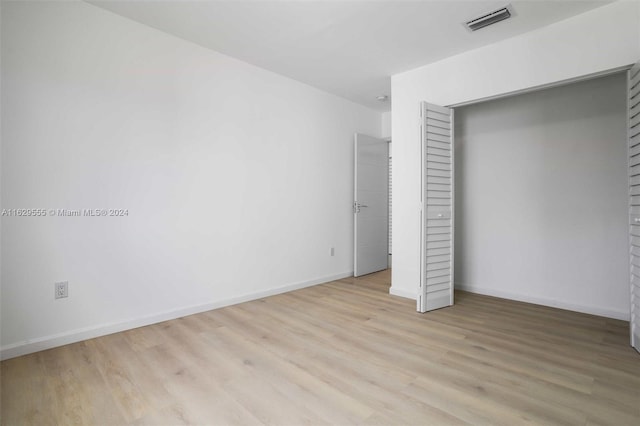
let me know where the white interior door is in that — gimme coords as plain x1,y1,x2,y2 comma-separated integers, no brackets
418,102,454,313
354,133,389,277
629,61,640,353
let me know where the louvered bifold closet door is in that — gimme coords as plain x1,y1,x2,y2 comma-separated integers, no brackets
418,102,454,313
629,61,640,353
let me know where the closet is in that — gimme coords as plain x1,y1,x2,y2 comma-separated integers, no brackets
419,69,639,353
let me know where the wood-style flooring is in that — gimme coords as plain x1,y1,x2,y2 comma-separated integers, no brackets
1,270,639,425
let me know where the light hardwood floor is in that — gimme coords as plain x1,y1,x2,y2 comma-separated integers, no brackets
2,270,639,425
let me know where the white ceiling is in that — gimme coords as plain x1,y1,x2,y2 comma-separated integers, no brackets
88,0,611,112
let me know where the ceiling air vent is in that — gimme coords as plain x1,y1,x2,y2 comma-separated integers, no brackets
465,5,514,32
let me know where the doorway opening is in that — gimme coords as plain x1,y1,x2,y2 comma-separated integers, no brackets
419,70,636,350
451,71,628,317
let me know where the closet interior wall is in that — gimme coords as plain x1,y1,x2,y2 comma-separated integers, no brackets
453,73,629,320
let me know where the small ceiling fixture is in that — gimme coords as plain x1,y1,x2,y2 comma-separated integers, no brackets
376,95,388,102
464,4,515,32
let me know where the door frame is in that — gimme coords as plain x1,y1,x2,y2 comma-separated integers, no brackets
433,63,638,352
353,133,390,277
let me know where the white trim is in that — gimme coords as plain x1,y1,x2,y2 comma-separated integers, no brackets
0,271,353,360
450,108,455,308
418,102,426,312
389,286,416,300
449,65,632,109
457,283,629,321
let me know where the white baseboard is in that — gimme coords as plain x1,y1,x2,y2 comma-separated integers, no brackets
384,283,627,321
0,271,353,360
457,283,629,321
389,286,416,300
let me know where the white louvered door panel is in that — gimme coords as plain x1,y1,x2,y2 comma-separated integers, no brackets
629,61,640,353
418,102,454,313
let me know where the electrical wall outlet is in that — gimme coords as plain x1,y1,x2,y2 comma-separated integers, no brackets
55,281,68,299
331,247,335,256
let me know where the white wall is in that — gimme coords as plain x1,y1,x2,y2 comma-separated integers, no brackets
0,1,381,359
455,73,628,319
390,1,640,309
381,111,391,140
